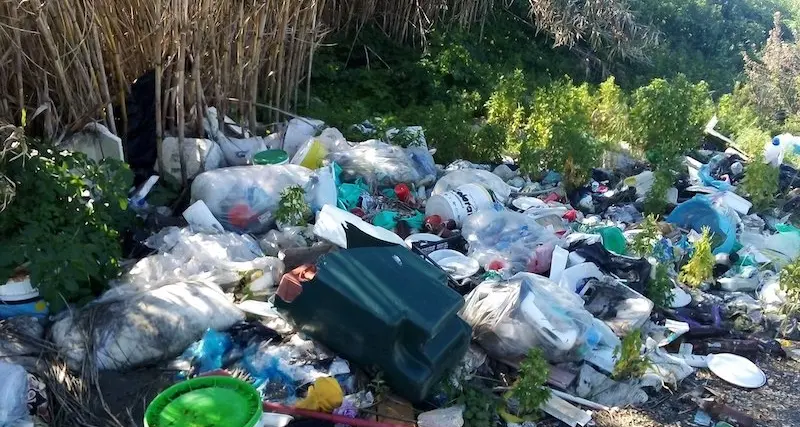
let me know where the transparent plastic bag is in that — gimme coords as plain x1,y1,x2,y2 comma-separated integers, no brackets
329,140,425,187
191,165,327,234
462,210,559,276
579,277,653,335
460,273,595,362
116,227,284,295
0,362,30,425
433,169,513,203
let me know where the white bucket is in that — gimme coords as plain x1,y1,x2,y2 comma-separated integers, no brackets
425,183,493,226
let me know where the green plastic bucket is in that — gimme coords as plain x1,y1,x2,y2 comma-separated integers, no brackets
144,376,263,427
253,149,289,165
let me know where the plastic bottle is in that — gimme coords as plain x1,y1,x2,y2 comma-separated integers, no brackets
697,399,755,427
764,134,800,167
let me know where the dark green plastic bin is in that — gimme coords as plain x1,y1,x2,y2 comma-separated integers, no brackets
276,246,471,402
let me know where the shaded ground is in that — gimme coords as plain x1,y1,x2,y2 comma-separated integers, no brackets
99,357,800,427
593,357,800,427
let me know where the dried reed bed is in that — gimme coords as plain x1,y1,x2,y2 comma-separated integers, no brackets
0,0,653,145
0,0,328,144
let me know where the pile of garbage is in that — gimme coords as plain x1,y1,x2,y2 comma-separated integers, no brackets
3,114,800,427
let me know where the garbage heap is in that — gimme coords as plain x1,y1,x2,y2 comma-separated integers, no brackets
3,116,800,427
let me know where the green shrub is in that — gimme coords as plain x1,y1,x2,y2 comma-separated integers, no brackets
0,141,133,310
679,227,715,287
511,348,551,417
630,74,714,168
644,168,676,215
647,264,676,309
520,78,603,190
630,214,661,257
612,331,650,381
740,154,779,212
591,76,632,147
275,186,310,227
780,256,800,316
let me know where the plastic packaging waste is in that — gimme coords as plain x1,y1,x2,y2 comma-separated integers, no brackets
330,140,435,187
426,183,495,226
284,118,324,158
698,154,734,192
296,377,344,412
313,205,406,249
417,405,465,427
158,137,225,182
460,273,597,362
666,195,738,255
191,165,332,234
0,362,31,425
51,279,244,370
291,128,350,169
462,210,559,276
117,226,284,293
433,169,513,203
179,329,233,374
580,277,654,335
764,134,800,167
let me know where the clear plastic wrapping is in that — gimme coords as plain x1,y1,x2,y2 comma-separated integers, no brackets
460,273,596,362
330,140,435,187
462,210,560,276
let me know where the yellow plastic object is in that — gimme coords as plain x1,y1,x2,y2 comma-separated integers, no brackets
295,377,343,412
295,139,328,169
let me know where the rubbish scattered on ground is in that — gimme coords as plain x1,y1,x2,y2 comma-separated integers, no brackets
11,108,800,427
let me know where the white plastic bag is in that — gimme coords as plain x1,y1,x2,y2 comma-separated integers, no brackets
116,227,284,294
460,273,595,362
329,140,428,187
216,135,270,166
433,169,513,203
284,118,324,158
191,165,326,234
51,280,244,370
418,406,464,427
158,137,225,182
462,210,559,276
0,362,30,425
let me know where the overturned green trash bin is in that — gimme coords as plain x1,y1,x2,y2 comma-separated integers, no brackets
276,246,471,402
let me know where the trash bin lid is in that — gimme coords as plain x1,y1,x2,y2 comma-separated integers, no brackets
253,149,289,165
144,376,263,427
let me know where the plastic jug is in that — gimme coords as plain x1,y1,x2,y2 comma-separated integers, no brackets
764,134,800,167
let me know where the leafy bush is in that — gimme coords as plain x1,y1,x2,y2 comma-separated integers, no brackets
780,256,800,316
520,78,603,189
511,348,551,417
591,76,632,147
647,264,676,309
612,331,650,380
644,168,676,215
630,74,714,168
740,154,780,212
458,384,498,427
0,137,133,309
630,214,661,257
275,186,310,227
679,227,715,287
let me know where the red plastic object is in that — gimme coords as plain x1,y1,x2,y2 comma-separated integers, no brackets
394,184,412,203
227,204,254,229
562,209,578,222
424,215,442,232
487,259,506,271
544,192,561,203
351,207,366,217
263,402,410,427
277,265,317,303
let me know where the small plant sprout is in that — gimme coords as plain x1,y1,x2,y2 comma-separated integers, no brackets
511,348,551,417
275,185,310,227
679,227,714,288
612,330,650,381
630,214,661,257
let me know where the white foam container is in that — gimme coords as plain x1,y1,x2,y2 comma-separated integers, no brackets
425,183,493,226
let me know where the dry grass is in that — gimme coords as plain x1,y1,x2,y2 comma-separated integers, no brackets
0,0,655,147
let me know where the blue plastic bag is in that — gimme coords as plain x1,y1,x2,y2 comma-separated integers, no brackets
666,195,737,254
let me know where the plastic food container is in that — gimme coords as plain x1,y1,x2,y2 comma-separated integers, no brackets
253,149,289,165
144,376,264,427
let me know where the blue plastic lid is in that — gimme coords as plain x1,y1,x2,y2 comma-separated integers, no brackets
772,137,781,146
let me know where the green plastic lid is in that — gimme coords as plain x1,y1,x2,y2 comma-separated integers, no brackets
144,376,263,427
253,149,289,165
